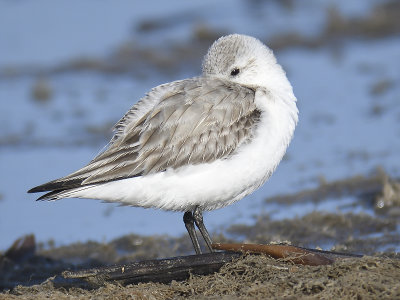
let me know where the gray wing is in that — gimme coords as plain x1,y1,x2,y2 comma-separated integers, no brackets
29,77,260,193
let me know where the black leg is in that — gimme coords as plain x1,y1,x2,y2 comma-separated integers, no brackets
183,211,201,254
193,206,214,253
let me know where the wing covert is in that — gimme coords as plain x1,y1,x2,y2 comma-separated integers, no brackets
34,77,260,191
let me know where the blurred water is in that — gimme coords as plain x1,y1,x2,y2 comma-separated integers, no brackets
1,0,399,250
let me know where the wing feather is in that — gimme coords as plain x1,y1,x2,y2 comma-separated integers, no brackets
28,77,260,194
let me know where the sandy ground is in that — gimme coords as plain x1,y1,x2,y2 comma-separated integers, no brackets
1,173,399,299
1,255,399,299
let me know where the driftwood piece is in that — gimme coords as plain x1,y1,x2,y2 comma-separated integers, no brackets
211,243,362,266
60,252,241,287
58,244,362,288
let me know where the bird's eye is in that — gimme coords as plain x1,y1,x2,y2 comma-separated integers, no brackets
230,68,240,76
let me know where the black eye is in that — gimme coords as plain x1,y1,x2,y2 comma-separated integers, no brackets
230,68,240,76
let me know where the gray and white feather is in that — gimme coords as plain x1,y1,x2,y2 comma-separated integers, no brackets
29,34,298,252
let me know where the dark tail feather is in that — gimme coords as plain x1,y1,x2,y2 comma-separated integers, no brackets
28,178,84,194
36,190,66,201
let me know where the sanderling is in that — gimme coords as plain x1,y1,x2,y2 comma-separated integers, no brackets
28,34,298,254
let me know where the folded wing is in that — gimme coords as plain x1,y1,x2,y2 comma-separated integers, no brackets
28,77,260,196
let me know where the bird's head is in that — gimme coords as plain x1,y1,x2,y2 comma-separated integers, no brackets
202,34,291,93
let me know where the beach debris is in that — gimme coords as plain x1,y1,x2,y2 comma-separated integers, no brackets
59,244,362,287
212,243,362,266
4,234,36,262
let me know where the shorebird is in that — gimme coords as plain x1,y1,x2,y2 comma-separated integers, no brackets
28,34,298,254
